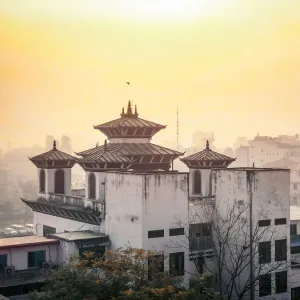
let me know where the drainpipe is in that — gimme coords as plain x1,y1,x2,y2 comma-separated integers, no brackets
248,171,254,300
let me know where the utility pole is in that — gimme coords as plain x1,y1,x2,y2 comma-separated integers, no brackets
176,106,179,150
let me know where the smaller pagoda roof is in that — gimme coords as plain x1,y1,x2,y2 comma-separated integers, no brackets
29,141,76,162
76,142,184,158
181,141,235,168
94,101,166,130
77,140,132,163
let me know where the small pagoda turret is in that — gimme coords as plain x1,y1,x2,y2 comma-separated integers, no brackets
181,141,235,197
93,101,166,142
29,141,77,196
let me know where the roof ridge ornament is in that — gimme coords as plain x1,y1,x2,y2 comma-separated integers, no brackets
53,140,57,150
104,139,108,151
206,140,210,150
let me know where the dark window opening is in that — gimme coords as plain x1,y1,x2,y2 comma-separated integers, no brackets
275,218,286,225
169,228,184,236
275,239,287,261
43,225,56,237
39,169,45,193
259,273,271,297
259,241,271,264
258,219,271,227
148,254,164,280
292,286,300,300
148,230,164,238
169,252,184,276
0,254,7,273
28,250,46,268
107,163,122,169
88,173,96,199
275,271,287,294
54,169,65,194
194,170,201,194
291,246,300,254
291,224,297,235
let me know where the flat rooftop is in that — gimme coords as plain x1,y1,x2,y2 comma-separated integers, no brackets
0,235,58,249
49,230,107,242
291,206,300,221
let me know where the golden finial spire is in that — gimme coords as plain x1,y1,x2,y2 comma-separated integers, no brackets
53,140,57,150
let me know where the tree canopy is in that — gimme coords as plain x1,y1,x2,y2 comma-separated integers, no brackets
30,246,220,300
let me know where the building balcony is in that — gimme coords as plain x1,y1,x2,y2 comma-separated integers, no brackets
0,268,52,288
190,236,214,252
47,193,85,208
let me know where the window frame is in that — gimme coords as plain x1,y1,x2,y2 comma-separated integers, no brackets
148,230,164,239
28,250,46,268
259,273,272,297
275,271,287,294
0,254,8,272
169,252,184,276
193,170,201,194
275,218,287,225
169,228,184,236
291,224,297,235
259,241,271,264
39,169,46,193
258,219,271,227
54,169,65,194
275,239,287,262
88,172,96,199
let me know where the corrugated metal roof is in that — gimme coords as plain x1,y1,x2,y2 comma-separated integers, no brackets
49,230,106,242
181,141,235,163
30,149,76,161
94,117,166,129
181,148,235,162
77,143,184,158
0,235,58,249
78,150,131,163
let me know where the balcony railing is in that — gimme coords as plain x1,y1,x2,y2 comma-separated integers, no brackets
0,268,52,287
190,236,214,252
47,193,85,207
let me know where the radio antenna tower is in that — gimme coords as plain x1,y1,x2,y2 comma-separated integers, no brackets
176,105,179,150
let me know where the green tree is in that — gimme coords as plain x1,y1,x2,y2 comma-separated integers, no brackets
30,246,220,300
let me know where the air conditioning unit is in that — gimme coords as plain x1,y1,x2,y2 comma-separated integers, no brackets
42,262,52,269
5,266,16,276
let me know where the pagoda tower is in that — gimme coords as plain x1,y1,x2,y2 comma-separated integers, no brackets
76,102,184,171
180,141,236,197
29,140,77,197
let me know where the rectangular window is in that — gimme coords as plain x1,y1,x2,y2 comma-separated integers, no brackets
259,273,271,297
148,254,164,280
291,224,297,235
275,239,287,261
275,218,286,225
0,254,8,272
275,271,287,294
169,252,184,276
258,220,271,227
148,230,164,239
169,228,184,236
291,246,300,254
259,241,271,264
28,250,46,268
292,286,300,300
43,225,56,237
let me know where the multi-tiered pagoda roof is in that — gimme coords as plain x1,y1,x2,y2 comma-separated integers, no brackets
76,102,184,171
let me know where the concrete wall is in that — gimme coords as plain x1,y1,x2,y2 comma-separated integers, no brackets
33,212,102,236
212,169,290,300
0,244,58,270
104,172,193,281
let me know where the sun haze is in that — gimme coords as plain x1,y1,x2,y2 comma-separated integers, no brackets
1,0,300,151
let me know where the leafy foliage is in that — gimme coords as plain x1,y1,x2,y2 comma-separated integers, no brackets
30,246,220,300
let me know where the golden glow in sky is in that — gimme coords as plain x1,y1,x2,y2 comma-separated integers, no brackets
1,0,300,151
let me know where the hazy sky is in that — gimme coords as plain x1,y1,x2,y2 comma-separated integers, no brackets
1,0,300,152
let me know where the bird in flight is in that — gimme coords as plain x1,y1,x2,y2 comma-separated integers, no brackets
126,82,130,85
